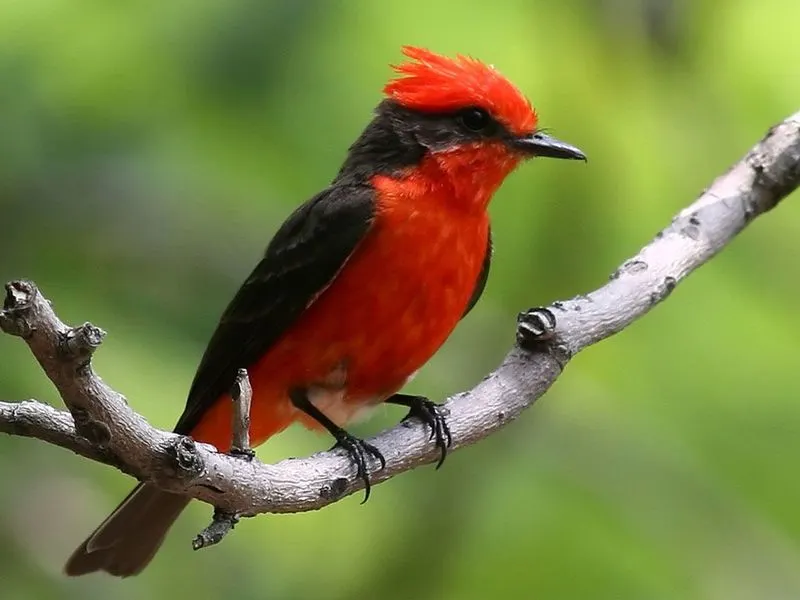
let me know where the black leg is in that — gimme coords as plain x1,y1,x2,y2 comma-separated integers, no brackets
289,388,386,503
386,393,452,469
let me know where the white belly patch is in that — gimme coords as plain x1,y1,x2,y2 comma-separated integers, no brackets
306,369,419,427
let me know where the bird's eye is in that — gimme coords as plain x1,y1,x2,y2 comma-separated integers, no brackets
458,107,493,133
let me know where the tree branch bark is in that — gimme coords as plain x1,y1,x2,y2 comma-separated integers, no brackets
1,111,798,526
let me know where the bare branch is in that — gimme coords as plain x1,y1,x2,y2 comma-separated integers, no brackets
192,510,240,551
1,110,798,525
0,400,130,473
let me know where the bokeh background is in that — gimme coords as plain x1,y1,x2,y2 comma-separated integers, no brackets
1,0,799,598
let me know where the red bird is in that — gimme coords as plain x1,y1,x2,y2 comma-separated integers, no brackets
65,46,585,577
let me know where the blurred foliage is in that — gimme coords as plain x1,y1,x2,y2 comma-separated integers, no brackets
1,0,799,598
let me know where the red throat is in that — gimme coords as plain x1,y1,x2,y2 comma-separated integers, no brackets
377,141,521,214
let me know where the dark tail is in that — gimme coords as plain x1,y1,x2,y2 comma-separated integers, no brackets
64,483,190,577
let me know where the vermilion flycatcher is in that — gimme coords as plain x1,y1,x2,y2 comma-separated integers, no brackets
65,46,585,577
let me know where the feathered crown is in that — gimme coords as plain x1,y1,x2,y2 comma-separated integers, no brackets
384,46,537,135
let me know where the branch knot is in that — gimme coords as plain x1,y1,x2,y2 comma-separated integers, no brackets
72,407,112,448
60,323,106,364
164,436,206,480
0,280,37,338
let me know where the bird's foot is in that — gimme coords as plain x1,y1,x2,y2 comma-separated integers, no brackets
289,387,386,503
390,394,452,469
330,432,386,504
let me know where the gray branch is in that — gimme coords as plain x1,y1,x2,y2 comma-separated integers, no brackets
1,110,798,524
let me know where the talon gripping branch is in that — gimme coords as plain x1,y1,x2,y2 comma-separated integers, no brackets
65,46,585,577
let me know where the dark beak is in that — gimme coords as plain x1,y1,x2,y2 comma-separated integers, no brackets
512,132,586,161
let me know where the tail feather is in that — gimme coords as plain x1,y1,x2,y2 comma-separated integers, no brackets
64,483,190,577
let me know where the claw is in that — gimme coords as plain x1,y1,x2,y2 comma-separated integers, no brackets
290,387,387,504
331,433,386,503
400,396,452,469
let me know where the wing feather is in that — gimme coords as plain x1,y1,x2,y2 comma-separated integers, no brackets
173,184,376,434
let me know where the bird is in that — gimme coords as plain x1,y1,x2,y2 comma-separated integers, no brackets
64,45,585,577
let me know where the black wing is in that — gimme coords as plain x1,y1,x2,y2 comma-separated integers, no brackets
462,226,493,318
174,184,376,434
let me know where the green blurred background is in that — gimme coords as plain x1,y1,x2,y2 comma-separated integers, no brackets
1,0,799,598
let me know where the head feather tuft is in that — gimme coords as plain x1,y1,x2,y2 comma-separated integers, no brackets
384,46,537,135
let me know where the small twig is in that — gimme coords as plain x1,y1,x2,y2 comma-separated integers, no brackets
230,368,253,457
192,510,240,550
192,368,254,547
